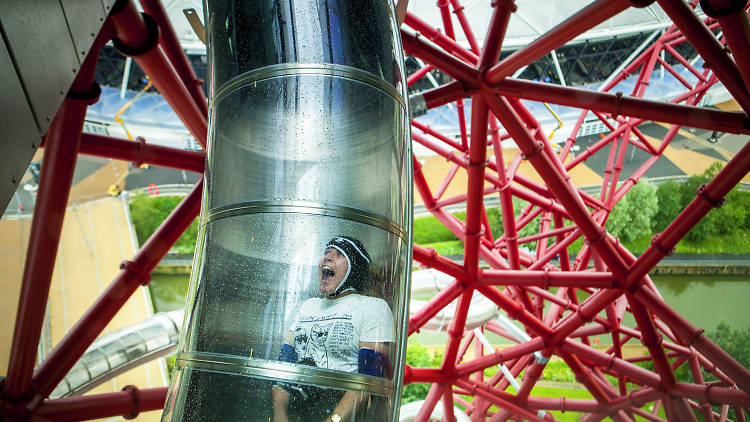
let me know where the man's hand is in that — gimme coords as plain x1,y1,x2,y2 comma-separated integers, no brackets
272,385,291,422
323,391,365,422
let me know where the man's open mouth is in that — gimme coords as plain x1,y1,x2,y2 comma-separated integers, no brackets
322,266,335,280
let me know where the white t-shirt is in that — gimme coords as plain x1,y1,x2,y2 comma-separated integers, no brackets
289,294,395,373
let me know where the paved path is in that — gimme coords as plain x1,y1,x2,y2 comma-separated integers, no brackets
1,197,166,421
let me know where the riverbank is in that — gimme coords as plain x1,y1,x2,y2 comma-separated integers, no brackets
652,254,750,275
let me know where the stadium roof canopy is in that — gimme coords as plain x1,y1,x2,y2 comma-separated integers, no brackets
167,0,683,55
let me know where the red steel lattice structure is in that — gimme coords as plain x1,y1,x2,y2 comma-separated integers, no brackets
2,0,750,420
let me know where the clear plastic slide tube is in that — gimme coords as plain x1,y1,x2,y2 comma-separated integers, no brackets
162,1,412,421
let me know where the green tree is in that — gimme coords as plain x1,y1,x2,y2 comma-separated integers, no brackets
606,193,631,240
683,162,723,242
653,179,682,232
606,180,658,242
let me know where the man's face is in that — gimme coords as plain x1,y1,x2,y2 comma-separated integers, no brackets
318,247,349,296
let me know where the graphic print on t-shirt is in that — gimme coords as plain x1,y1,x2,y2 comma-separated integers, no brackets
294,326,308,357
289,295,394,373
294,312,355,369
309,323,331,367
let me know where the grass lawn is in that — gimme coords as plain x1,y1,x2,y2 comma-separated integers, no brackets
528,385,593,422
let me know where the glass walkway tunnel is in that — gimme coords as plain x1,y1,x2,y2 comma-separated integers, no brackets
161,1,412,421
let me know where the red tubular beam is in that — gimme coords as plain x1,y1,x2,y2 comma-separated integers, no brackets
526,396,609,413
477,0,515,71
438,0,456,39
413,155,438,209
479,269,615,288
79,133,205,173
567,123,630,171
569,324,610,339
552,289,622,344
3,21,112,401
400,29,478,85
408,281,464,335
632,47,660,98
407,64,434,86
110,0,208,147
600,127,620,203
441,387,457,422
404,12,478,65
456,99,470,150
404,366,449,384
453,379,547,422
628,297,677,387
412,244,466,281
656,55,694,90
687,355,716,422
530,286,612,329
140,0,208,117
490,127,521,269
669,383,750,409
477,285,553,338
415,383,445,422
421,80,474,109
434,163,460,200
32,387,167,421
485,93,630,284
449,0,481,53
490,78,750,134
412,120,466,152
669,396,700,422
31,180,203,400
657,0,750,113
561,324,692,389
515,358,546,403
514,225,577,246
464,97,489,279
558,351,626,421
485,0,630,83
662,42,708,82
442,289,475,372
630,408,667,422
5,99,88,402
706,0,750,95
455,337,545,377
413,132,573,218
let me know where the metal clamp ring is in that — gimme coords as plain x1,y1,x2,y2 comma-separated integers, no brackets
697,184,725,208
113,13,160,57
121,385,140,420
521,141,544,160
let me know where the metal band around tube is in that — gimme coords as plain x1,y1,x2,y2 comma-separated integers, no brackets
175,352,394,396
210,63,407,111
204,200,407,240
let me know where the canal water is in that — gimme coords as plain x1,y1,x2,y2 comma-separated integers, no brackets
149,273,750,345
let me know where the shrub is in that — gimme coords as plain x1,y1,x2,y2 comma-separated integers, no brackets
128,193,200,254
541,360,576,383
705,321,750,381
402,340,443,404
